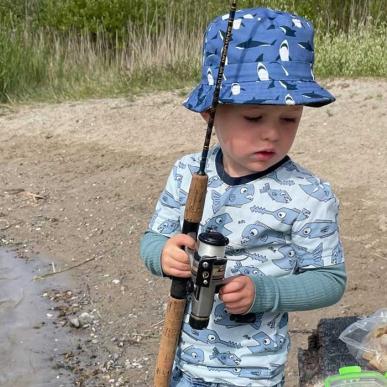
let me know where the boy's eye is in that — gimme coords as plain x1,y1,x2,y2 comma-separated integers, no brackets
282,117,296,123
244,116,262,122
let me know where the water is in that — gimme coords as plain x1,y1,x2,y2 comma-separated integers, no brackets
0,248,74,387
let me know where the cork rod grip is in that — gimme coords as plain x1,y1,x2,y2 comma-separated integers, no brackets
184,174,208,224
153,297,187,387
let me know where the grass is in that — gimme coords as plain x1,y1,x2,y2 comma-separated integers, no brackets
0,20,203,103
315,24,387,77
0,4,386,104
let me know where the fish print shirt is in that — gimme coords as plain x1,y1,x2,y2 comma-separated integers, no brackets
149,145,344,386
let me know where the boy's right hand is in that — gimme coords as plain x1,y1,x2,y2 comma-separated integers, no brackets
161,234,195,278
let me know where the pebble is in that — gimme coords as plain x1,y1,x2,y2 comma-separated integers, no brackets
69,317,80,328
79,312,93,326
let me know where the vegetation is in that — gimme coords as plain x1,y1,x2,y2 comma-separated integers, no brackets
0,0,386,103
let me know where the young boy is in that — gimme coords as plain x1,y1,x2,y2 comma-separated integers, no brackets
140,7,346,387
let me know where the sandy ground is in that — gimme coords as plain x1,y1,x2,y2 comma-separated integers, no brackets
0,79,386,386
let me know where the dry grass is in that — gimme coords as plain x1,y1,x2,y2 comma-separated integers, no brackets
0,1,386,103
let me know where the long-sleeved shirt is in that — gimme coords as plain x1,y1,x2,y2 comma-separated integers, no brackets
140,145,346,386
140,230,346,313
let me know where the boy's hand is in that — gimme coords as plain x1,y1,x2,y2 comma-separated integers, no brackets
161,234,196,278
219,275,255,315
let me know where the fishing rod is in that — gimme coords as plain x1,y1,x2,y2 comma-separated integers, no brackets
153,2,237,386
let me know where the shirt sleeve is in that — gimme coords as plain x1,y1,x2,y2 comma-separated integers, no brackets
247,263,347,313
291,187,344,269
140,230,169,277
246,181,347,313
147,161,183,238
140,160,185,276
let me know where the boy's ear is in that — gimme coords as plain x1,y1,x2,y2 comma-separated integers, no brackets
200,111,210,123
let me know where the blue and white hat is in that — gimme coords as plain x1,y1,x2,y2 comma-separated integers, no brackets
183,8,335,112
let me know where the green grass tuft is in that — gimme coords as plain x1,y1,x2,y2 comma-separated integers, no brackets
0,1,386,103
315,24,387,78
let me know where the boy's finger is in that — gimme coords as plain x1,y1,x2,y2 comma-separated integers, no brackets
225,305,248,315
220,277,245,294
174,234,197,250
220,291,243,304
172,259,191,271
171,250,190,266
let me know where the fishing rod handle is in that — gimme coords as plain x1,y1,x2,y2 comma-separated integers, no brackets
153,297,187,387
183,173,208,225
153,174,208,386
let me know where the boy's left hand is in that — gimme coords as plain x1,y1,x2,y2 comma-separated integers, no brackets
219,275,255,315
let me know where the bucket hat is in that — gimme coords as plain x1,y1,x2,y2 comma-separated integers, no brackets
183,7,335,112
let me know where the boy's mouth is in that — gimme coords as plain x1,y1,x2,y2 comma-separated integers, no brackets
254,150,276,161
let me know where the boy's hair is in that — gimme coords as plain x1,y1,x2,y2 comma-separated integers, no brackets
183,7,335,112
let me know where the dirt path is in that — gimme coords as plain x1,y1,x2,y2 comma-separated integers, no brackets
0,79,386,386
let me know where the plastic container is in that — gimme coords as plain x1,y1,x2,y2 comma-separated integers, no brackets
339,308,387,372
324,366,387,386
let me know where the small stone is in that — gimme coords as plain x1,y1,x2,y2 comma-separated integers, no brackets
69,317,80,328
78,312,93,326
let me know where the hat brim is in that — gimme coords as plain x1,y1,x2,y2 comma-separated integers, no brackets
183,80,335,112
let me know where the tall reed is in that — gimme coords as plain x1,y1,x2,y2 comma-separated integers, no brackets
0,1,385,103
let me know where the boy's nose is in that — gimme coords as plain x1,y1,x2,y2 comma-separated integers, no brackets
260,124,281,142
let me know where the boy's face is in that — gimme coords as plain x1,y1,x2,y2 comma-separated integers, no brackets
202,104,302,177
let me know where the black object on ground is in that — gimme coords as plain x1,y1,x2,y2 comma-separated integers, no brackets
298,316,361,386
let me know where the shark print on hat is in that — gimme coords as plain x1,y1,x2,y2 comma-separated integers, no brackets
298,40,313,51
292,18,303,28
184,7,335,112
236,39,276,50
285,94,296,104
231,82,242,95
279,25,297,36
279,80,298,90
207,68,214,85
279,40,290,61
257,62,270,80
